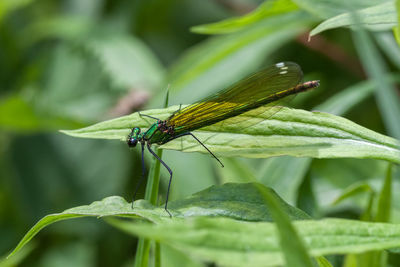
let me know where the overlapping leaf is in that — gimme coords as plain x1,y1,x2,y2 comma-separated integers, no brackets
8,183,309,258
111,217,400,267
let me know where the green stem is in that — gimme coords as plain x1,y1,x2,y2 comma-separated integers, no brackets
133,151,163,267
155,242,161,267
133,89,169,267
145,149,163,205
133,239,150,267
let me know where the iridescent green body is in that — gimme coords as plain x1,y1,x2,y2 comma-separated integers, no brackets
133,120,180,145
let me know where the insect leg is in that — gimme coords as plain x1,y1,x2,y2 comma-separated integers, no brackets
173,132,224,168
138,111,159,120
170,103,183,117
146,143,173,217
132,142,147,208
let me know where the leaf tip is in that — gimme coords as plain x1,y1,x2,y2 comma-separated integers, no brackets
190,25,206,34
59,129,75,137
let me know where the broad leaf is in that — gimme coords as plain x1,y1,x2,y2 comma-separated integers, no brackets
110,217,400,267
8,183,309,258
168,183,310,220
61,106,400,163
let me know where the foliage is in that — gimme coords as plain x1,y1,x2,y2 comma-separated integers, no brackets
1,0,400,266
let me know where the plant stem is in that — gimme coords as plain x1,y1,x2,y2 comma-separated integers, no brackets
133,150,163,267
133,89,169,267
155,242,161,267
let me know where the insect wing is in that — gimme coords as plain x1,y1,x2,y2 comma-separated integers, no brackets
168,62,303,133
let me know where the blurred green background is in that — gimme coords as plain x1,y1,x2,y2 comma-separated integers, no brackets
1,0,399,266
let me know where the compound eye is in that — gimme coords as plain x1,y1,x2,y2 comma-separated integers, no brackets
127,138,138,147
133,127,141,134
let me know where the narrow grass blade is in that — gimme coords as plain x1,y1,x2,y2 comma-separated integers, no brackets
190,0,298,35
352,23,400,140
255,184,314,267
310,2,397,36
375,164,392,222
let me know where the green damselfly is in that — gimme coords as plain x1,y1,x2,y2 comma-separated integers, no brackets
127,62,319,216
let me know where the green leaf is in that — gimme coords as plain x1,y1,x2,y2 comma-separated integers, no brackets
310,1,397,36
316,256,334,267
168,183,310,221
343,254,358,267
330,180,376,221
396,0,400,45
6,197,158,259
375,33,400,69
190,0,299,35
292,0,386,19
255,184,314,267
375,164,392,222
84,35,164,91
8,183,309,258
256,73,390,211
361,192,375,222
109,217,400,267
0,243,35,267
352,19,400,140
61,105,400,163
297,174,319,218
331,182,374,205
166,12,313,105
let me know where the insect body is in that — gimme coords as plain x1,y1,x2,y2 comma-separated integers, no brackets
127,62,319,216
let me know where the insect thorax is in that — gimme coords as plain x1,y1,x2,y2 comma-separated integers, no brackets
142,120,176,145
158,120,175,135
